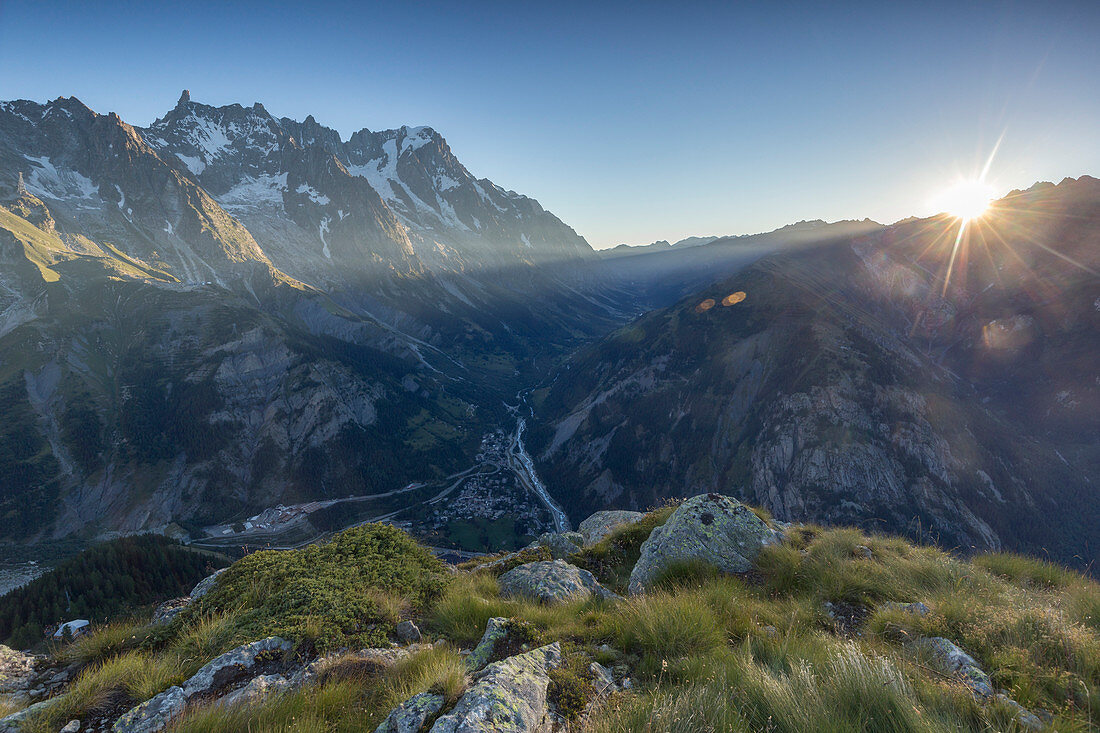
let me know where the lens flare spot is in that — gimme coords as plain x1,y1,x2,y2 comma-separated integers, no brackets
694,298,716,313
721,291,747,306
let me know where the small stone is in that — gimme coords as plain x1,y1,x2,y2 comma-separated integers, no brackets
882,601,931,617
995,693,1043,731
151,597,190,626
914,637,993,698
60,721,81,733
219,674,291,708
589,661,617,695
853,545,873,560
188,568,227,602
395,620,421,643
762,625,778,637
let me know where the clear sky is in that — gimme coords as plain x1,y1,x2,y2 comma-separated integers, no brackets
2,0,1098,248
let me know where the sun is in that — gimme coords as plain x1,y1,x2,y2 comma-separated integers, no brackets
933,179,996,221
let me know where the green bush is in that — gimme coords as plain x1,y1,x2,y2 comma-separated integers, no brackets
184,524,449,652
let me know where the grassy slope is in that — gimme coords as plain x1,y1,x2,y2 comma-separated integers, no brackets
10,513,1099,733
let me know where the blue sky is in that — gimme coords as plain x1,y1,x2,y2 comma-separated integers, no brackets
2,1,1098,248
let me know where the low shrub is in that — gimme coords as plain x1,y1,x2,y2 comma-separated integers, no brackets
182,524,449,652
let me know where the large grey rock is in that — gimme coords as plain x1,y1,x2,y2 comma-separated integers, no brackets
526,532,584,559
466,617,510,672
188,568,227,602
181,636,292,697
430,643,562,733
112,637,291,733
914,637,993,698
499,561,620,605
375,691,445,733
628,494,778,595
578,511,644,546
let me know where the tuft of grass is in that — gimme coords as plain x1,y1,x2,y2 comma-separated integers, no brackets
547,647,592,721
168,645,468,733
168,676,366,733
428,572,512,644
607,591,725,666
591,639,970,733
23,651,186,733
59,620,154,666
974,552,1082,591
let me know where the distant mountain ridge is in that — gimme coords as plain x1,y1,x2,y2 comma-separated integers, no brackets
0,92,595,291
532,177,1100,567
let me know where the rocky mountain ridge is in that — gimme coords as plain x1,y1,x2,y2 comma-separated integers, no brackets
532,177,1100,567
0,93,638,547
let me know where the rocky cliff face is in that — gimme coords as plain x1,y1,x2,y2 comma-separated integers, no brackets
532,177,1100,566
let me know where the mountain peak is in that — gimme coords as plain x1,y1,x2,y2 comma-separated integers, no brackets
177,89,191,107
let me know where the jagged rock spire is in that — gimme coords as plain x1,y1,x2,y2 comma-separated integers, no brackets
15,171,27,196
177,89,191,107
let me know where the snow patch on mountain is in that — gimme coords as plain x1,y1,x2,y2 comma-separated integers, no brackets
176,154,206,176
319,216,331,259
216,173,288,210
22,156,99,204
185,111,233,161
295,183,330,205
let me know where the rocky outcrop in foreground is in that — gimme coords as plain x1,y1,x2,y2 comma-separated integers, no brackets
499,560,620,604
112,636,292,733
429,643,562,733
628,493,777,594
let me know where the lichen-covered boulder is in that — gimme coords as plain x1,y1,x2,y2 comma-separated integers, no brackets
578,511,644,546
499,561,620,605
526,532,584,559
914,637,993,698
466,617,510,671
181,636,292,697
376,691,445,733
430,643,562,733
112,637,291,732
627,494,778,595
111,685,187,733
